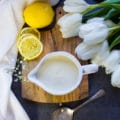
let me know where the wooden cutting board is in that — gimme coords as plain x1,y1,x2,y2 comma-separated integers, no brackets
22,7,88,103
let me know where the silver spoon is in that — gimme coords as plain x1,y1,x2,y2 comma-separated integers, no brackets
51,89,105,120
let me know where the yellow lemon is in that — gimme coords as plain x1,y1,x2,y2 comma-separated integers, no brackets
18,35,43,60
23,2,55,28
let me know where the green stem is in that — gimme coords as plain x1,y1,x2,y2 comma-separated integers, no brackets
81,4,100,14
109,25,120,31
109,35,120,50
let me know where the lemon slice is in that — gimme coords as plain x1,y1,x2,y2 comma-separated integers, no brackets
17,34,38,48
18,36,43,60
17,27,41,47
17,27,40,39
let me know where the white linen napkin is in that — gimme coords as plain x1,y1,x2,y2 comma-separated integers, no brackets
0,0,33,119
0,0,31,119
0,0,59,119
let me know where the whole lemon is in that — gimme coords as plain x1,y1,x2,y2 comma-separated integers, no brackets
23,2,55,28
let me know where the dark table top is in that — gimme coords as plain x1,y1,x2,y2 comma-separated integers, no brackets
12,0,120,120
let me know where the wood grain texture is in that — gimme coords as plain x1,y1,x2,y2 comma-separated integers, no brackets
22,7,88,103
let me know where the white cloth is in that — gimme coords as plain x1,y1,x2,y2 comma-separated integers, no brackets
0,0,31,119
0,0,39,119
0,0,59,119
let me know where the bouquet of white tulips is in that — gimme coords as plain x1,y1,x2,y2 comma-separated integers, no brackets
58,0,120,88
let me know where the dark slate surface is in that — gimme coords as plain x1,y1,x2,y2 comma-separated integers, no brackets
12,0,120,120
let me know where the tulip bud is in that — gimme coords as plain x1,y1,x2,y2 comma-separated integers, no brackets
87,17,105,23
75,42,102,60
63,0,89,13
111,65,120,88
102,50,120,74
87,17,116,27
58,13,82,38
79,17,109,45
91,40,110,66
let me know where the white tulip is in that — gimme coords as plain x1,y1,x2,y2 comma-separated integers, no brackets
57,13,82,38
63,0,89,13
75,42,102,60
60,27,80,38
87,17,105,23
79,18,109,45
102,50,120,74
104,20,116,27
111,65,120,88
87,17,116,27
91,40,110,66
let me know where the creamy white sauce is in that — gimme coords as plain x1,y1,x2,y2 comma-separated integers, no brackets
37,56,79,92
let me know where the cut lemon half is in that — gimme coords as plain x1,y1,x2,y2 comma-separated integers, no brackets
18,36,43,60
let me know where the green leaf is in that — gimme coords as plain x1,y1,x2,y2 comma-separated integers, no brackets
83,7,110,22
110,4,120,10
102,0,120,5
109,33,120,50
104,8,120,20
110,14,120,24
108,30,118,41
81,4,100,14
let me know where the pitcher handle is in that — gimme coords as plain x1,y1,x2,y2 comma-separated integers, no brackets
82,64,98,75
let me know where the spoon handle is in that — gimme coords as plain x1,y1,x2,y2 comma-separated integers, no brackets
73,89,105,112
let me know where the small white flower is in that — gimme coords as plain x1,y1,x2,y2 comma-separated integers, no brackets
91,40,110,66
63,0,89,13
102,50,120,74
79,17,109,45
75,42,102,60
111,65,120,88
57,13,82,38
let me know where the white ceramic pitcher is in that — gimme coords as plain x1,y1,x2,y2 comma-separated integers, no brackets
28,51,98,95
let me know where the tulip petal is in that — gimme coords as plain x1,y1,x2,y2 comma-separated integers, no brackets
84,28,108,45
87,17,115,27
87,17,104,23
58,13,82,28
60,27,79,38
111,65,120,88
58,13,82,38
75,42,102,60
63,5,88,13
79,22,109,45
91,40,110,65
63,0,89,13
102,50,120,74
